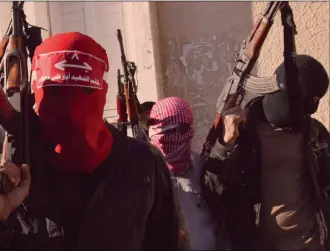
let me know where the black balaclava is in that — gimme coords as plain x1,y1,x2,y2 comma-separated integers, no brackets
262,55,329,128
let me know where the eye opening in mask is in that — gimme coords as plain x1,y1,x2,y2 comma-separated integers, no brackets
164,123,192,134
84,88,95,94
310,96,320,103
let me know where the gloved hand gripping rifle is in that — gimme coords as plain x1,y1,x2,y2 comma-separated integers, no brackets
116,29,149,141
200,2,288,160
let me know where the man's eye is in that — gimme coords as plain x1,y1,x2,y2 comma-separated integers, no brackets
166,124,191,134
311,96,320,103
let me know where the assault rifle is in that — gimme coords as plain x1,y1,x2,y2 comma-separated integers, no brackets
0,1,43,195
201,2,287,160
127,61,149,130
116,29,149,141
0,1,45,234
116,69,128,136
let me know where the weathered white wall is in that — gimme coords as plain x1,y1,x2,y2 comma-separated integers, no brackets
155,2,254,154
47,2,160,123
154,2,330,155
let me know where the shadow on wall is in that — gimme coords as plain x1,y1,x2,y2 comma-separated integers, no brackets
155,2,254,153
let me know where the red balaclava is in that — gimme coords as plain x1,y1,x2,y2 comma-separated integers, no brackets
149,97,194,175
31,32,113,173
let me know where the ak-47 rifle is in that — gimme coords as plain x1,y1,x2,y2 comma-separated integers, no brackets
201,2,286,160
116,29,149,141
0,1,45,234
280,3,302,130
0,1,43,195
127,61,149,130
116,69,128,135
0,1,41,234
4,1,30,167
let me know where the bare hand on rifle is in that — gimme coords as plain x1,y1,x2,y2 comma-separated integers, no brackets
222,106,245,146
0,161,31,222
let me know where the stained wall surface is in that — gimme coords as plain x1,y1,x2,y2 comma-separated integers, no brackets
155,2,330,154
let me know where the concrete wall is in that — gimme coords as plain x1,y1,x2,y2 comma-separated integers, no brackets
155,2,330,154
155,2,254,153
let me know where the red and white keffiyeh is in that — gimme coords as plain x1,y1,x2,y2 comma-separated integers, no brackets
149,97,194,175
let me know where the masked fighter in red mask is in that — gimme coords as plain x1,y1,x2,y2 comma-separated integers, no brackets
0,32,180,250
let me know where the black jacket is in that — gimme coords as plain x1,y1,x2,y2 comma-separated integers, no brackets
0,125,180,250
202,104,330,250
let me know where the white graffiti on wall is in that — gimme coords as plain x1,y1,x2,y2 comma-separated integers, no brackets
179,36,219,86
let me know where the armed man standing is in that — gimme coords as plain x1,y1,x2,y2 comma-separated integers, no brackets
0,32,180,250
202,55,330,250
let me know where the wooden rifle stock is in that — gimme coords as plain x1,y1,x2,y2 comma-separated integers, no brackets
245,2,283,60
245,21,272,60
6,37,25,93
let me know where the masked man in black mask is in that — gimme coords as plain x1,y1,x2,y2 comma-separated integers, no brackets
202,54,330,250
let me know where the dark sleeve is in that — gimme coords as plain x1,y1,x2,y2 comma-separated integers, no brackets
0,221,12,250
313,119,330,193
202,143,237,198
143,153,180,250
199,144,238,250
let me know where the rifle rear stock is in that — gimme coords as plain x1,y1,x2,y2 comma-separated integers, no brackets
245,21,272,60
5,37,25,93
6,58,21,92
123,84,131,120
